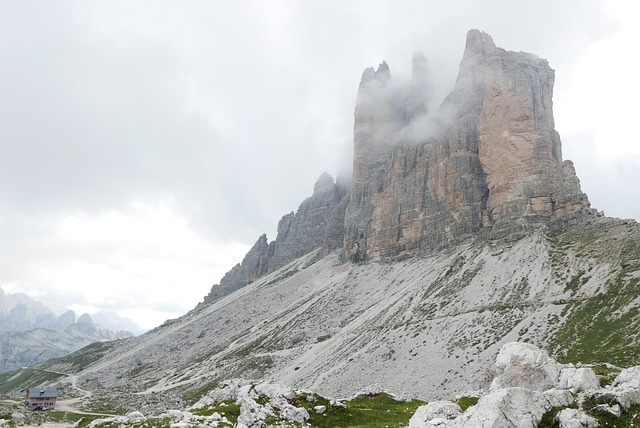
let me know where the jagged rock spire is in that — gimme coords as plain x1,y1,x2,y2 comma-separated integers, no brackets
343,29,594,262
206,29,596,299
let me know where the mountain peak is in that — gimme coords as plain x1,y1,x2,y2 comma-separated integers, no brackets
345,30,594,262
313,172,335,194
207,29,596,294
464,28,496,56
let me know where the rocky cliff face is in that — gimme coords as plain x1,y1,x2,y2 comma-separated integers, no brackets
203,173,348,302
343,29,594,262
206,29,595,300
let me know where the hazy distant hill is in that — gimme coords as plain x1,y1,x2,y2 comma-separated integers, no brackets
0,288,139,371
0,287,56,332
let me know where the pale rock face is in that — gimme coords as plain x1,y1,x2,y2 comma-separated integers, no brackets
191,379,252,409
125,411,145,422
343,29,594,262
490,342,562,391
409,401,463,427
594,403,622,417
542,389,574,408
451,387,549,428
556,367,600,391
204,172,347,302
191,379,310,427
407,342,640,426
614,365,640,389
554,408,598,428
610,365,640,406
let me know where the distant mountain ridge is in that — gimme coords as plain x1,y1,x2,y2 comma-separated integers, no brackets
0,287,138,372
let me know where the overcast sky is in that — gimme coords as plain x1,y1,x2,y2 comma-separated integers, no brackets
1,0,638,330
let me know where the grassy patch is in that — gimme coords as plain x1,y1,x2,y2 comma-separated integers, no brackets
0,368,65,394
191,400,240,421
48,410,105,427
548,228,640,367
42,341,116,373
591,365,621,387
583,400,640,427
550,275,640,366
302,392,425,428
538,403,578,428
456,396,479,411
565,270,589,294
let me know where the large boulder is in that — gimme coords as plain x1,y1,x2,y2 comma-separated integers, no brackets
614,365,640,390
554,408,598,428
609,365,640,407
235,381,309,428
452,387,550,427
409,401,463,427
490,342,562,391
556,367,599,391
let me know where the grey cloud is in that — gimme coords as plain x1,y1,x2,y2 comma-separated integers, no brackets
0,0,634,327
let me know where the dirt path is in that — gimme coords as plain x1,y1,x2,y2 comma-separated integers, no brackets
30,369,115,417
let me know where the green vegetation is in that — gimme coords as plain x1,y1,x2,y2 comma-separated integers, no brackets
0,400,107,427
538,404,578,428
0,367,65,394
191,400,240,422
591,364,621,387
117,417,173,428
189,391,425,428
296,392,424,428
42,341,116,372
551,274,640,366
564,270,589,293
547,223,640,367
583,399,640,427
539,401,640,428
456,396,479,411
48,410,105,428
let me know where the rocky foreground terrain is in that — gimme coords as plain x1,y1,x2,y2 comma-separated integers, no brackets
0,29,639,427
2,342,639,427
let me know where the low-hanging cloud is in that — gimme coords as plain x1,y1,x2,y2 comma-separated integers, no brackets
0,0,635,328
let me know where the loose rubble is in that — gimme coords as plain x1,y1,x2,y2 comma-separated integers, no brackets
3,342,639,427
407,341,640,427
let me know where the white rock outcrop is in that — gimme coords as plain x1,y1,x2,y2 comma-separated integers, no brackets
615,365,640,389
491,342,562,391
556,367,599,390
451,387,550,428
408,342,640,428
409,401,462,427
611,365,640,405
192,378,253,409
191,380,310,428
554,408,598,428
